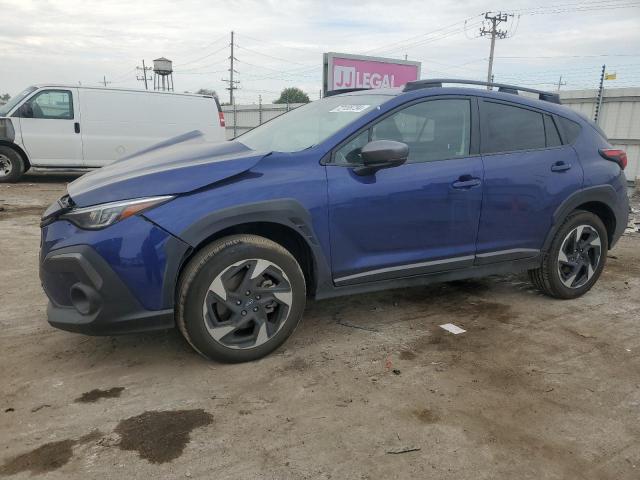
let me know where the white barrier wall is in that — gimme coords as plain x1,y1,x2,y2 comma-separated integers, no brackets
561,88,640,182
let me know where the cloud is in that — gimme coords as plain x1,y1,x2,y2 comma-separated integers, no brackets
1,0,639,100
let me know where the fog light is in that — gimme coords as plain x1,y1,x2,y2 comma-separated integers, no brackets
69,283,100,315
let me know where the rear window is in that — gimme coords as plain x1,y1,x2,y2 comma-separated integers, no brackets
483,101,546,154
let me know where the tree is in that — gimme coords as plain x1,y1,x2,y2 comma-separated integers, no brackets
273,87,310,104
195,88,218,98
0,93,9,105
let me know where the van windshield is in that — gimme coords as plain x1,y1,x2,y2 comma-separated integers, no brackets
236,94,392,153
0,87,37,116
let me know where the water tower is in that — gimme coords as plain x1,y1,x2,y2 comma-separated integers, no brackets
153,57,174,91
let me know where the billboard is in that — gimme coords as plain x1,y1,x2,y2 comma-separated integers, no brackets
323,52,421,95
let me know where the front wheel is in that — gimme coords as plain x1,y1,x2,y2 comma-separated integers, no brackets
0,146,26,183
529,211,608,299
177,234,306,362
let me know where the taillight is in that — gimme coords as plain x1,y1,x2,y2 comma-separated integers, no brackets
599,149,627,170
218,111,225,127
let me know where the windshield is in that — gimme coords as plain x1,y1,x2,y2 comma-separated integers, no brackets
0,87,37,116
237,94,392,152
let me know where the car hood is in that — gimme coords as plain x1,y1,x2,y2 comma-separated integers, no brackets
67,131,268,207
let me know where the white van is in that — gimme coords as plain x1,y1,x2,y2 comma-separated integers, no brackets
0,85,226,182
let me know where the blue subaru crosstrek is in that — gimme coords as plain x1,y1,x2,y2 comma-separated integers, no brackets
39,79,629,362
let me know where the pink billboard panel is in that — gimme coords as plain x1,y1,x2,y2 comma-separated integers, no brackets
324,52,421,93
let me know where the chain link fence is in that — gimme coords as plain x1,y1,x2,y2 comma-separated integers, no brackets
221,102,305,139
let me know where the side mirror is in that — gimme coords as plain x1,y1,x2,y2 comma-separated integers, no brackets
19,103,34,118
353,140,409,176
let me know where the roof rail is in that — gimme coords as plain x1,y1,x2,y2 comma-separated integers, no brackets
325,88,371,97
403,79,561,104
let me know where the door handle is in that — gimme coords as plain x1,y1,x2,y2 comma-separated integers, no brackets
551,161,571,172
74,122,80,134
452,177,481,189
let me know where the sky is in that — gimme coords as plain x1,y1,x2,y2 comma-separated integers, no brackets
1,0,639,103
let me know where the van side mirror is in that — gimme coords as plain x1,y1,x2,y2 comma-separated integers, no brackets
353,140,409,176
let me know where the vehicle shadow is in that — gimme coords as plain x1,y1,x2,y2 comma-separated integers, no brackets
20,172,84,184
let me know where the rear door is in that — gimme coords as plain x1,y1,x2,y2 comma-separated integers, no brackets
326,96,484,285
476,99,583,263
16,88,83,166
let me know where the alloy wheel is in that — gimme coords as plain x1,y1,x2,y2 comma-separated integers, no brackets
557,224,602,289
201,258,293,349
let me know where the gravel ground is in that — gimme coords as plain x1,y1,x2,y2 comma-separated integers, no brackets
1,175,639,480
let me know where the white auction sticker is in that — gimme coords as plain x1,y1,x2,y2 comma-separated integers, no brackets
440,323,466,335
329,105,371,113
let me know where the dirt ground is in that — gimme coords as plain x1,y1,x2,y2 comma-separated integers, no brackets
1,174,639,480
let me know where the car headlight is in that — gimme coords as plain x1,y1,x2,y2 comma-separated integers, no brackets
60,195,174,230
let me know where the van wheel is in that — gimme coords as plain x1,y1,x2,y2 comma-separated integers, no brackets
529,211,608,299
0,146,25,183
177,234,306,363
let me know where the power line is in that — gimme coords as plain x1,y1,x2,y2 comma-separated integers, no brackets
496,53,640,59
174,44,229,68
511,0,640,14
174,58,228,73
235,44,315,67
369,19,486,57
363,14,484,55
235,32,325,55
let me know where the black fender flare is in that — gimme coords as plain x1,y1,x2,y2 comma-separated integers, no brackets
162,198,332,303
542,185,620,252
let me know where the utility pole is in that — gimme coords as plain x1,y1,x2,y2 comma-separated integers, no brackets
594,64,606,124
222,31,240,105
101,75,111,87
557,75,567,92
136,60,152,90
479,12,511,89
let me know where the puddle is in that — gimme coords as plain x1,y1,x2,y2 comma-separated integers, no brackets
115,409,212,464
75,387,125,403
0,431,101,476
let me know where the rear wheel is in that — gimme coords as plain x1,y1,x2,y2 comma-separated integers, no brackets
529,211,608,299
177,234,306,362
0,146,25,183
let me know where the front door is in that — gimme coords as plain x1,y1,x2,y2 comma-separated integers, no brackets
16,88,83,167
326,97,484,285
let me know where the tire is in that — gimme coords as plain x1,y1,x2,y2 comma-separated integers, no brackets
529,210,608,299
0,146,26,183
177,234,306,362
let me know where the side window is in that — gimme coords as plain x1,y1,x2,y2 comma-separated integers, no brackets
544,115,562,147
556,116,582,144
370,99,471,163
334,130,369,165
483,102,545,154
23,90,73,120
